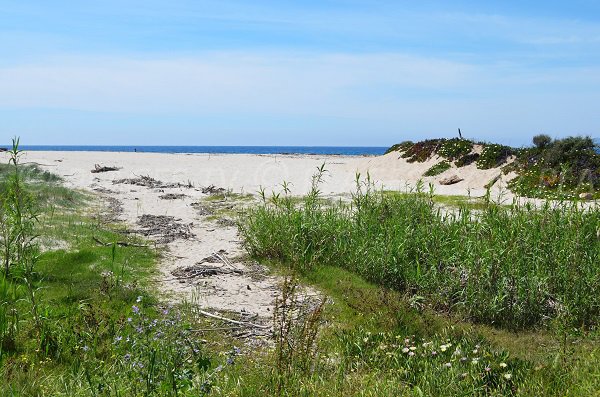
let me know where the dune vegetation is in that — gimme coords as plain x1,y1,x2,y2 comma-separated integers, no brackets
239,166,600,395
386,135,600,199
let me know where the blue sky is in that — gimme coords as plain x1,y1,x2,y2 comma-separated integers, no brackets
1,1,599,146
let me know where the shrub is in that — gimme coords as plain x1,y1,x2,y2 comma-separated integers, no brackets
423,161,451,177
532,134,552,149
401,139,444,163
384,141,413,155
509,136,600,198
241,175,600,330
476,144,513,169
455,153,480,167
438,139,473,161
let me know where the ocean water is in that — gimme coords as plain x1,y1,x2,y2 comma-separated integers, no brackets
16,145,387,156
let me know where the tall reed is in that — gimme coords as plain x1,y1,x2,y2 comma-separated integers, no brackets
241,170,600,330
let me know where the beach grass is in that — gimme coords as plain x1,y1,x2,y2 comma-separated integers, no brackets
240,170,600,330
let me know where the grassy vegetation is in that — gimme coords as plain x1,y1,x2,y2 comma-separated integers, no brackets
242,173,600,329
423,161,451,176
236,168,600,394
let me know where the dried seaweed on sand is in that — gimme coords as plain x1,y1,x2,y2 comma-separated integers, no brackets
136,214,194,243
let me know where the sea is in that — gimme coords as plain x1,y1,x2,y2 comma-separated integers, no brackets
16,145,388,156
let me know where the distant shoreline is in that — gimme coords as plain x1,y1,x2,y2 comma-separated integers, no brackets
8,145,388,157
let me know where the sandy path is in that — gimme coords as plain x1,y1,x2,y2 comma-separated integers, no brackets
6,150,514,319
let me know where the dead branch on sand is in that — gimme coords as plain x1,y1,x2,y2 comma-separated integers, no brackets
91,164,121,173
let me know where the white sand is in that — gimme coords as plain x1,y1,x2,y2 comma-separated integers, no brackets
17,150,513,196
6,150,513,318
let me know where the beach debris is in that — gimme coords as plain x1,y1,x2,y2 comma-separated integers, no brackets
113,175,189,189
439,175,464,185
171,264,242,279
197,249,229,264
191,202,215,216
163,250,240,282
171,265,242,280
202,185,226,195
217,218,237,227
159,193,187,200
93,186,119,195
136,214,194,243
579,192,594,200
91,164,121,173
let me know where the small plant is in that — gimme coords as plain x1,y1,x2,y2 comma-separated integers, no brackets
423,161,451,176
273,277,326,393
0,139,44,340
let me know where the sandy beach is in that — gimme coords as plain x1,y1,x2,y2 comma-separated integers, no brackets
7,150,514,319
18,150,513,197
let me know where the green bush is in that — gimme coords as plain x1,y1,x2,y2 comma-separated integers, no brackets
438,139,473,161
401,139,444,163
384,141,413,155
455,153,480,167
476,144,513,169
508,136,600,198
423,161,451,176
532,134,552,149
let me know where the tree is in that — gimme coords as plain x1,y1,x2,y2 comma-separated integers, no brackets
532,134,552,149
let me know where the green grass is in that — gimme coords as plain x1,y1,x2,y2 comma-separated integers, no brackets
233,175,600,395
0,165,216,395
241,180,600,330
206,263,600,396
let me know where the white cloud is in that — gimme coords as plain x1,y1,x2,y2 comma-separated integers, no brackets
0,52,476,115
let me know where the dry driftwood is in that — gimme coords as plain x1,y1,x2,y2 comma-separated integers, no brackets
439,175,464,185
91,164,121,173
114,174,193,189
202,185,226,195
165,251,241,282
